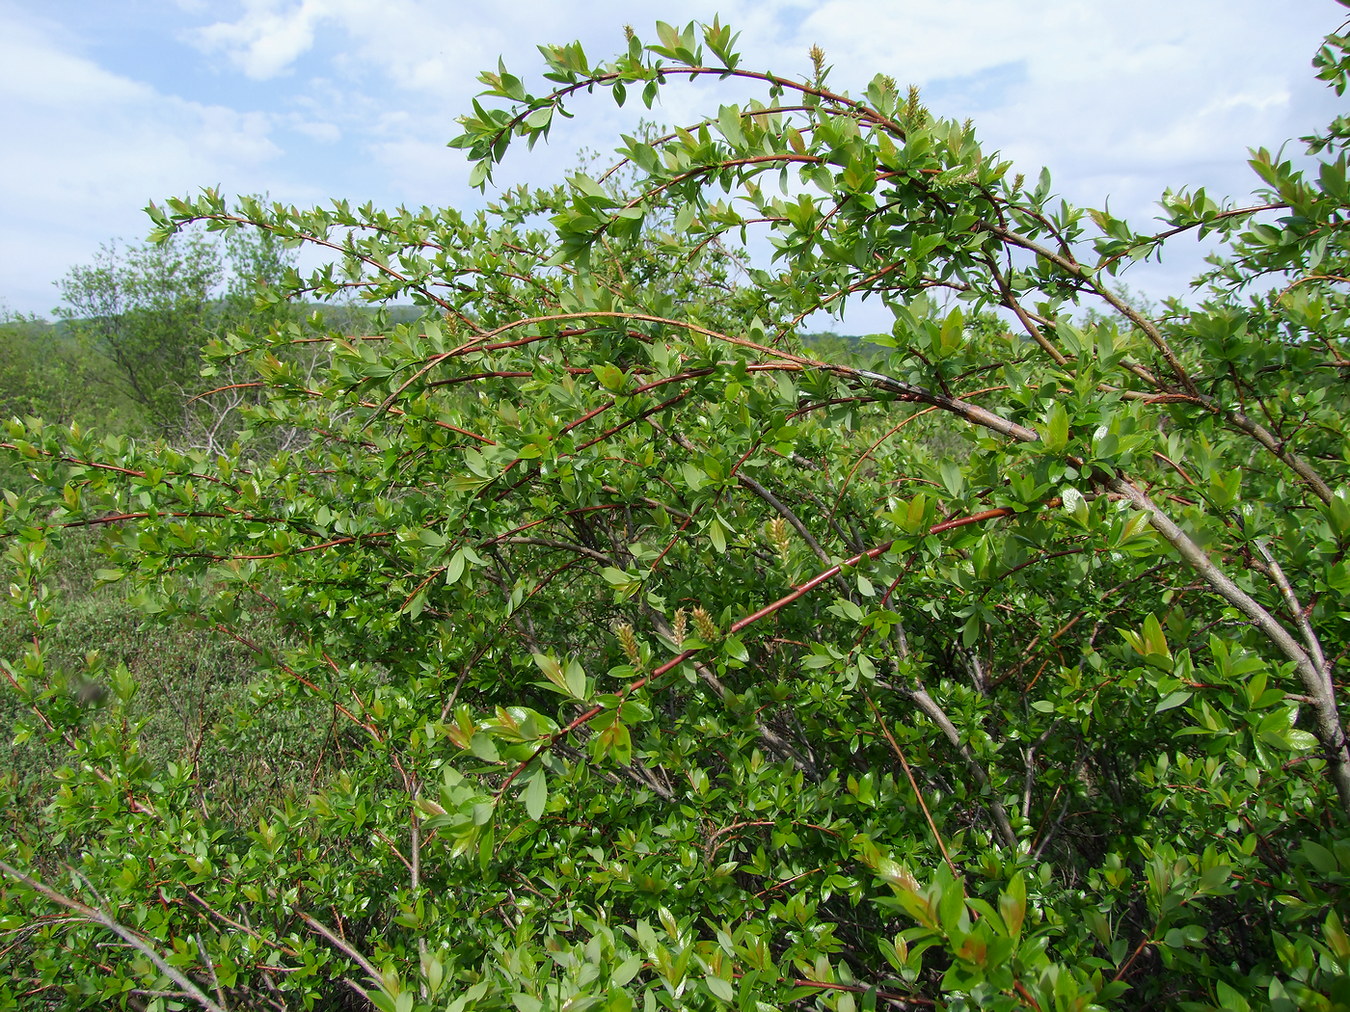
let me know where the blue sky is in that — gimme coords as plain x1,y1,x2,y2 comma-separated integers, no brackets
2,0,1345,330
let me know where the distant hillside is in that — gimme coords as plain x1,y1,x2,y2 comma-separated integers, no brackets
799,331,886,365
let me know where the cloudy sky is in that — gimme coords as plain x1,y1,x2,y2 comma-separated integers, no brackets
2,0,1346,328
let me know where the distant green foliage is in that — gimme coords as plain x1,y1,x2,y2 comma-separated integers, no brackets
3,15,1350,1012
799,331,885,366
42,219,308,443
0,310,138,435
54,234,226,435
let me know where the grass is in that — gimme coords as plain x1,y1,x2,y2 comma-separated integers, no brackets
0,524,333,829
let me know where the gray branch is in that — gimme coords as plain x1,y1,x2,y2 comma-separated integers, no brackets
0,860,225,1012
1109,477,1350,814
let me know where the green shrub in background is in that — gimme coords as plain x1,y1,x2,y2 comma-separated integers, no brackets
3,14,1350,1011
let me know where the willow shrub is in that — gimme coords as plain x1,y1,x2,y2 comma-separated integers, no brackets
3,16,1350,1012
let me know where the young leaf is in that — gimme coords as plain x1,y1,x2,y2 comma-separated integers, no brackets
523,769,547,820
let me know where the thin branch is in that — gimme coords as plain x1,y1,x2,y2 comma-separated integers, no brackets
737,472,834,571
499,537,616,567
868,696,959,873
195,932,229,1011
297,911,383,986
904,688,1018,849
0,861,224,1012
1109,477,1350,814
1253,538,1333,692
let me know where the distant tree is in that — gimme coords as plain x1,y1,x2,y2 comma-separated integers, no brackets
52,208,303,442
55,234,223,435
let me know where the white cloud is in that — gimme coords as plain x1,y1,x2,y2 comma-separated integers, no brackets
189,0,328,79
0,10,293,313
0,18,151,106
290,117,342,143
366,136,473,205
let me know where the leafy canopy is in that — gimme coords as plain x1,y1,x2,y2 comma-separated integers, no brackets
2,14,1350,1012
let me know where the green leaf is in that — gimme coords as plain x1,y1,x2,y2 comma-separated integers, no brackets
613,955,642,986
1044,401,1069,452
1302,841,1339,875
565,657,588,700
1155,690,1192,713
1326,486,1350,537
1214,981,1251,1012
523,769,547,820
591,363,626,392
999,873,1026,940
938,307,963,356
902,493,929,534
1285,729,1319,751
445,548,467,586
1325,910,1350,960
708,516,727,554
524,105,554,130
597,719,632,765
722,635,749,663
705,974,734,1002
469,732,499,761
532,653,573,697
418,528,446,548
402,590,427,619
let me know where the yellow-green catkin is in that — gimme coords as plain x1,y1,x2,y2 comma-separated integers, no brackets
765,516,792,564
672,608,688,649
614,622,642,668
809,44,826,83
692,606,719,642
